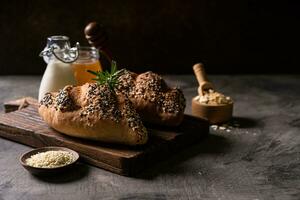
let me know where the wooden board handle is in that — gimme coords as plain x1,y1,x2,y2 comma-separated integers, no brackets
3,97,38,113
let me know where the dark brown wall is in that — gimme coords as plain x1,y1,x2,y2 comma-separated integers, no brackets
0,0,298,75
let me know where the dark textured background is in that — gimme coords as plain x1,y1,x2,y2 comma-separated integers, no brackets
0,0,299,74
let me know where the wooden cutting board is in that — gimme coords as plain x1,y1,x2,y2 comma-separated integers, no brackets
0,97,209,176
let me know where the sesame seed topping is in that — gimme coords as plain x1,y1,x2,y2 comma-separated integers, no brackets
79,83,146,136
116,70,135,94
159,88,186,114
54,86,76,112
80,83,121,125
117,71,186,114
40,93,54,107
122,98,146,140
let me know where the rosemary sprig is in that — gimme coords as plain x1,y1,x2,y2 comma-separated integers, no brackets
87,60,123,90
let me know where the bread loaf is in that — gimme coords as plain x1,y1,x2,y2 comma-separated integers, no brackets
116,70,186,126
39,83,148,145
38,70,186,145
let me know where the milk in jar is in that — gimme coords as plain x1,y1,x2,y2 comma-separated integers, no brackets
38,36,79,101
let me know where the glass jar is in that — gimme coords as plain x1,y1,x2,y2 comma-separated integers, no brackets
72,46,102,85
38,36,79,101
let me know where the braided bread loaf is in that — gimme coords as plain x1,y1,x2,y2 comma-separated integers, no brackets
39,83,148,145
116,70,186,126
38,70,185,145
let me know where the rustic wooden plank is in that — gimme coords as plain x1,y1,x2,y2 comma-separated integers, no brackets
0,97,209,176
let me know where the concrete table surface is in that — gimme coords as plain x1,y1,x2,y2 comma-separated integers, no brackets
0,75,299,200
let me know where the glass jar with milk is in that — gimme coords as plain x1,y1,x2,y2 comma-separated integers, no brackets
38,36,102,101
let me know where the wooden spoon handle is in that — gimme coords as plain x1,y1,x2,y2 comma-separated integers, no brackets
193,63,209,85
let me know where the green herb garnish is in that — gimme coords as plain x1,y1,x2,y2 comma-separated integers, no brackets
87,60,123,90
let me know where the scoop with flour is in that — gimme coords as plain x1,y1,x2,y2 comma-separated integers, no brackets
191,63,233,124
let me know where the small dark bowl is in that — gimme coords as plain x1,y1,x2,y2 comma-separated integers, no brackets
20,146,79,176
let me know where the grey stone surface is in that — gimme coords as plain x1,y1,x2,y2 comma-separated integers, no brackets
0,75,299,200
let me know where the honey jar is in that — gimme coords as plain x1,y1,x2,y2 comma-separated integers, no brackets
72,46,102,85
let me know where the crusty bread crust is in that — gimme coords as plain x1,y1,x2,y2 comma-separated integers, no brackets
116,71,186,126
38,70,186,145
39,105,144,145
39,84,148,145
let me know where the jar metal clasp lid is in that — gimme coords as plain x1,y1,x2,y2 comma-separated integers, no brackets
39,35,80,64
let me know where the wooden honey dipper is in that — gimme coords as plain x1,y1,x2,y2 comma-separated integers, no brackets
84,22,112,71
191,63,233,124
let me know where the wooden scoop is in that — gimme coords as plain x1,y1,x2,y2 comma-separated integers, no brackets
191,63,233,124
193,63,214,96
